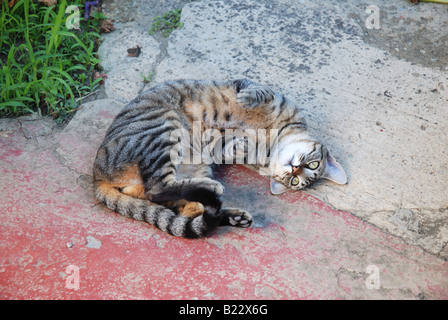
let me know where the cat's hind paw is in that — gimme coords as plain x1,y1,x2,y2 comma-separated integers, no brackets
221,208,253,228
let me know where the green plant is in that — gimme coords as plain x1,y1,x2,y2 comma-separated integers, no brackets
140,71,153,84
149,9,184,38
0,0,106,122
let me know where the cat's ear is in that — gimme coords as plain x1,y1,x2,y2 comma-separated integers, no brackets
270,179,288,195
322,153,347,185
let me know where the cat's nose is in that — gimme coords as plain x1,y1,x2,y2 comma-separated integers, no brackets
292,165,302,176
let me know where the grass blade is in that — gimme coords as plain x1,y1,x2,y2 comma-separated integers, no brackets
47,0,67,55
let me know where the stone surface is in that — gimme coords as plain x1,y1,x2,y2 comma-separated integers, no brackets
98,23,160,103
55,99,124,174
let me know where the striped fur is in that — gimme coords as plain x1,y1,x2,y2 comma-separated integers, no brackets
93,79,346,237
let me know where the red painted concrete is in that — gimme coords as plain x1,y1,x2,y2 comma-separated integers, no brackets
1,118,447,299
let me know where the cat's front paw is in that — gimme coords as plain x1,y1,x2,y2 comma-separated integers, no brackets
237,87,275,108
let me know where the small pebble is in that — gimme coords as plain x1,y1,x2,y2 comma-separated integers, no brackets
85,236,102,249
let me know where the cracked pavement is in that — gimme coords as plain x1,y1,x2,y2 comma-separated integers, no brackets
1,0,447,299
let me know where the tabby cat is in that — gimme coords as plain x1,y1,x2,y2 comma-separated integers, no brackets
93,79,347,238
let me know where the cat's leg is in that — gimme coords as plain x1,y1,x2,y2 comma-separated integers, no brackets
172,163,215,218
234,79,276,109
220,208,253,228
181,161,252,227
236,87,275,109
180,201,205,217
147,175,224,203
162,199,205,218
161,163,253,228
141,157,223,204
171,203,253,228
138,156,225,235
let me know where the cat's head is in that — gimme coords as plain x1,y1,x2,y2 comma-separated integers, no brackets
269,137,347,194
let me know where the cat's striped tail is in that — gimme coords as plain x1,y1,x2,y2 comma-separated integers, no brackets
94,182,223,238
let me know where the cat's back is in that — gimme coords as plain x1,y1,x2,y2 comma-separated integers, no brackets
99,80,230,146
107,79,238,135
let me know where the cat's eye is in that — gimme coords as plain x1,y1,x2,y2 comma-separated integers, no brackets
291,176,300,186
307,161,320,170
